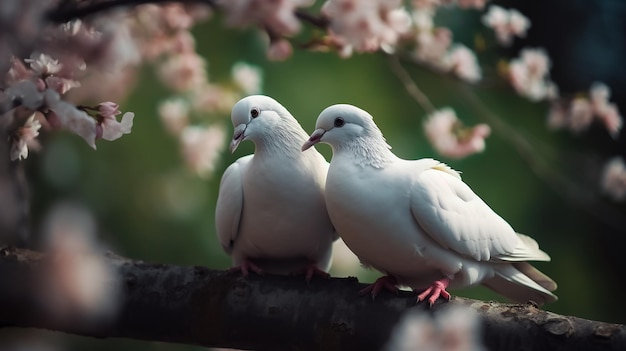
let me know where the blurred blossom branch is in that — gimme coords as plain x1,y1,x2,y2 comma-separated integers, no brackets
0,246,625,351
46,0,217,23
458,85,626,233
389,55,626,232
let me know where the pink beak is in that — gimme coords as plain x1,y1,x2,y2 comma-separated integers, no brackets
302,128,326,151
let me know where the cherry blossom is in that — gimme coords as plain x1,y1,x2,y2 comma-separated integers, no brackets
157,52,207,92
25,53,64,76
218,0,313,37
424,108,491,159
158,98,190,136
180,125,227,178
547,82,622,137
232,62,263,95
508,48,558,101
322,0,412,57
385,305,486,351
9,113,42,161
445,44,482,83
40,203,120,319
482,5,530,46
267,39,293,61
601,157,626,202
96,102,134,142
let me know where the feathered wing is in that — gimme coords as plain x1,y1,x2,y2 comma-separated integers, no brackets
215,155,251,254
482,263,558,305
410,163,520,261
409,161,558,304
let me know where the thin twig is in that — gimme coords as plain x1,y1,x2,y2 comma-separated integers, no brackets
295,10,329,28
388,55,436,114
46,0,217,23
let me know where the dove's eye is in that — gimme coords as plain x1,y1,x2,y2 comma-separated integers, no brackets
251,108,260,118
334,117,345,127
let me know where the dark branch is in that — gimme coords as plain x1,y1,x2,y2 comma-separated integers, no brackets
0,246,624,351
295,10,329,29
46,0,217,23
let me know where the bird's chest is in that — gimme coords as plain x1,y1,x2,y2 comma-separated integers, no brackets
327,164,414,242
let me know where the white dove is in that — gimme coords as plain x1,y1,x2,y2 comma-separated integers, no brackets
215,95,336,281
302,104,558,305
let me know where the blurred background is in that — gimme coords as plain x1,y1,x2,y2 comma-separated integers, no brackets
2,0,626,350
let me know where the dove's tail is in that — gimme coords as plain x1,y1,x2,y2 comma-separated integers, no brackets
482,263,558,305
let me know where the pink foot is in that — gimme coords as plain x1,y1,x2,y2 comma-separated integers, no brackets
416,278,451,306
229,260,264,277
291,263,331,283
359,275,399,300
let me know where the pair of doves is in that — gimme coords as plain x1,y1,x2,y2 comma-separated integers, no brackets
215,95,557,306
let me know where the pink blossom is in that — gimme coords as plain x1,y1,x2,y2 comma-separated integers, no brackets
158,98,190,136
40,203,120,319
414,27,452,68
457,0,489,9
589,82,623,137
424,108,491,159
547,82,623,137
568,98,594,134
385,305,486,351
97,101,121,118
445,44,482,83
6,57,33,83
482,5,530,46
232,62,263,95
601,157,626,201
267,39,293,61
98,111,134,141
9,113,42,161
508,48,558,101
157,52,207,92
218,0,313,37
180,125,227,178
25,53,63,76
45,76,81,94
597,103,622,138
191,85,237,114
322,0,412,56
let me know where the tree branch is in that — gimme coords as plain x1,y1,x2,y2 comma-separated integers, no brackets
46,0,217,23
0,246,624,351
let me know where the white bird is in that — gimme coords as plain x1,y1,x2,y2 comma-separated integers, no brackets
302,104,558,305
215,95,337,281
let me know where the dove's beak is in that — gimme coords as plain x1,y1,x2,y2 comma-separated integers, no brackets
302,128,325,151
230,123,248,153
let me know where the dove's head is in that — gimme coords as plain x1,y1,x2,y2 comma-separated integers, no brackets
302,104,390,152
229,95,307,153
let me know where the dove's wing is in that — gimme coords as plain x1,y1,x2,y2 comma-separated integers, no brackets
410,162,520,262
215,155,252,254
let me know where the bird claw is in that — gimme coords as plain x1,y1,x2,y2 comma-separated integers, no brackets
229,260,264,277
291,263,330,284
416,278,451,306
359,275,399,300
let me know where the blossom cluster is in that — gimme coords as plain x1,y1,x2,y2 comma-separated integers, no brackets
423,108,491,159
385,305,486,351
39,202,119,320
0,10,142,162
547,82,622,138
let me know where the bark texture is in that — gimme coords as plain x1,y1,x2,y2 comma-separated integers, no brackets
0,246,623,351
